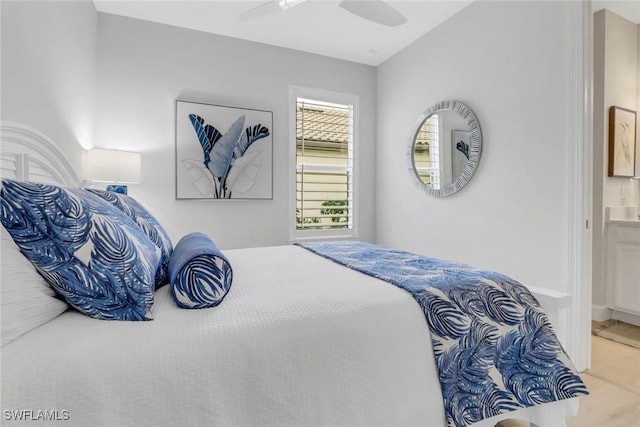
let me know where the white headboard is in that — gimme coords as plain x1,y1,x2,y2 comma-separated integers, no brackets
0,122,80,186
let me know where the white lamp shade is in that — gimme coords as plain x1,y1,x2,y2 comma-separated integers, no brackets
87,149,142,184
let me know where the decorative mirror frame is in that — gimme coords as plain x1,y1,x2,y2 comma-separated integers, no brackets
408,100,482,198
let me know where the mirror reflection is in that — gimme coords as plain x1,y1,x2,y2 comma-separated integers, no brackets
413,110,471,189
410,100,481,197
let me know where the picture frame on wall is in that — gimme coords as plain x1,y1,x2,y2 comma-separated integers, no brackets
608,106,637,178
176,100,273,199
451,129,470,180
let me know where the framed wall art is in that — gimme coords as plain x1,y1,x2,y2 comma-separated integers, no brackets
176,100,273,199
451,129,470,181
608,106,637,178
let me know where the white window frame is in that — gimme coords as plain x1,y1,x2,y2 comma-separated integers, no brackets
289,86,359,242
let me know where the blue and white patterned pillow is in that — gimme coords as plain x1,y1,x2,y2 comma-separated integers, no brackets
86,189,173,289
0,179,161,321
168,232,233,309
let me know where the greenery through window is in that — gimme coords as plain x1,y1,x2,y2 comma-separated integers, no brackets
296,98,353,231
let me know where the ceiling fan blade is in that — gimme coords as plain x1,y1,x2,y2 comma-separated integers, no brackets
238,1,283,22
339,0,407,27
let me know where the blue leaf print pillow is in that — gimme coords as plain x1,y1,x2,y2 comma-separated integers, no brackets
86,189,173,289
168,232,233,309
0,179,161,321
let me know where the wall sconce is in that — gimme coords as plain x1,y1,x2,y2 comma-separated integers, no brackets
87,149,142,195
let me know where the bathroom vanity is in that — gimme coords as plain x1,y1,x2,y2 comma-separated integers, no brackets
606,207,640,325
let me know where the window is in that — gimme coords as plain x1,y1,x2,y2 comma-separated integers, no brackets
292,91,355,238
413,113,440,189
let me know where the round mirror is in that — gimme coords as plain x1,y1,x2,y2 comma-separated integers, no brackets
409,100,482,197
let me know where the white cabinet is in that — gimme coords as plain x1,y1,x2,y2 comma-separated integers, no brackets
606,221,640,319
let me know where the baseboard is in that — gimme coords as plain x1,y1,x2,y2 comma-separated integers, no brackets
612,310,640,327
591,305,611,322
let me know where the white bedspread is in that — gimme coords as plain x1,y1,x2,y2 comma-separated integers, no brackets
1,245,578,427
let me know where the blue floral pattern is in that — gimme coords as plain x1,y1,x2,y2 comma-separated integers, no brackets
86,189,173,288
1,180,161,321
297,241,588,427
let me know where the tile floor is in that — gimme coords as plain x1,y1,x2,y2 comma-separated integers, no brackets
497,335,640,427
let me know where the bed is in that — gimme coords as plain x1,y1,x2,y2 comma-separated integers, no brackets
0,122,586,427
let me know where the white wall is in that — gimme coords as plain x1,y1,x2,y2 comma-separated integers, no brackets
600,11,639,208
592,10,639,311
377,1,576,293
94,13,377,249
0,0,96,175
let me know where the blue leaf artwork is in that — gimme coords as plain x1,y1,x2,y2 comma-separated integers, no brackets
456,140,470,160
188,114,222,170
181,105,271,199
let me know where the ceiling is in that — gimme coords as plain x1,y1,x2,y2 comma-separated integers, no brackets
93,1,640,67
592,0,640,24
93,0,473,66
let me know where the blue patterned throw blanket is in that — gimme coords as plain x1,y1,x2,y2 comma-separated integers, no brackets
297,241,587,427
